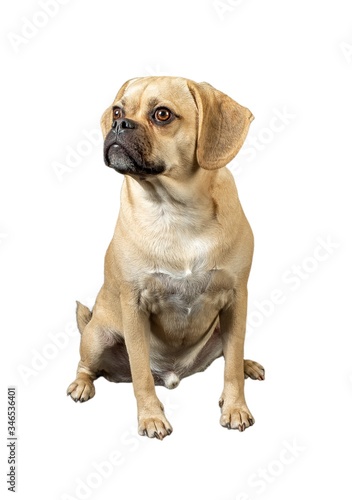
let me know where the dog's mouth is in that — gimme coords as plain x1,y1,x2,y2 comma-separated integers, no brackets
104,141,165,177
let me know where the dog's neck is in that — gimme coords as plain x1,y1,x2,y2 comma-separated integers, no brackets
124,168,221,214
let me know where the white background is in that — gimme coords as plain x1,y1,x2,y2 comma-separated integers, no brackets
1,0,352,499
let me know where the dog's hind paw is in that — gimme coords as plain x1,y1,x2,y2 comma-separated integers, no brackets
244,359,265,380
67,377,95,402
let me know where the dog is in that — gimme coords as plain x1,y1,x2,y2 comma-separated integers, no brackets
67,76,264,439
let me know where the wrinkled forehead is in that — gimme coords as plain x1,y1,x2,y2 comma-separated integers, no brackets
114,77,196,114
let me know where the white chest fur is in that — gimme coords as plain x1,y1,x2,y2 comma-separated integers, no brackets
137,261,234,323
139,267,214,315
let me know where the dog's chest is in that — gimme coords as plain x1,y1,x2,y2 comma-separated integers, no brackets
138,264,234,321
129,198,235,325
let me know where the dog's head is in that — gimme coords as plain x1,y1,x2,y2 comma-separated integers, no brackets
101,77,253,179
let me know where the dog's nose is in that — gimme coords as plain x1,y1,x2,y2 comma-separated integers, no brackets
112,118,136,134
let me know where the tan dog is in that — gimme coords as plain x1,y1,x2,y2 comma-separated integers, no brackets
67,76,264,439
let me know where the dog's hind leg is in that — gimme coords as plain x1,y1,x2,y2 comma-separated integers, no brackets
67,299,125,402
67,314,104,402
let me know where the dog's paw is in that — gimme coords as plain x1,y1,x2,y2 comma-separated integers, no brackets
219,398,254,432
138,412,173,440
244,359,265,380
67,378,95,402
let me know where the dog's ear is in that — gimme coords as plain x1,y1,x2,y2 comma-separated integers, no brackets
100,106,113,139
187,81,254,170
100,78,139,138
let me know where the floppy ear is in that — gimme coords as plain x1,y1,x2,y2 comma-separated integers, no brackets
100,105,113,139
187,81,254,170
100,106,112,139
100,78,139,138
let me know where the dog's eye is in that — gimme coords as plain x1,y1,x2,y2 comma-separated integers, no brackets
153,108,173,123
113,107,123,120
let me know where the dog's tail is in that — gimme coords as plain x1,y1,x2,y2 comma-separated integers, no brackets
76,301,92,335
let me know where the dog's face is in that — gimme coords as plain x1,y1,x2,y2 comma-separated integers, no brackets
101,76,253,179
102,77,198,178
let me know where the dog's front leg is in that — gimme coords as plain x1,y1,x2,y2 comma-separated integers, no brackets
219,280,254,432
121,291,173,440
